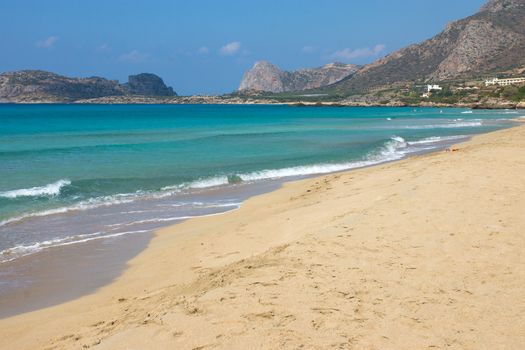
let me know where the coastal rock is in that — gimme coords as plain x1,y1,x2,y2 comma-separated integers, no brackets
124,73,176,96
0,71,177,102
239,61,359,93
73,94,281,105
472,97,519,109
0,70,124,102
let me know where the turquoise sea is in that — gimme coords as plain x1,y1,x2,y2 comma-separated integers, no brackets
0,104,519,262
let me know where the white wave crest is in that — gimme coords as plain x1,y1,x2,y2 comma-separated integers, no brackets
403,121,483,129
407,135,467,145
0,135,444,229
106,210,240,229
0,179,71,199
0,229,150,263
376,136,407,159
161,176,230,192
240,136,408,181
0,194,135,227
186,177,230,189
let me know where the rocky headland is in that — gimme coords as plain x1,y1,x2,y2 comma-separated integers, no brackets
0,71,176,103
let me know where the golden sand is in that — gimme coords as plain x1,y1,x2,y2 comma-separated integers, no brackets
1,125,524,349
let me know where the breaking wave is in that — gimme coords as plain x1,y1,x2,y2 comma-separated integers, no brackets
407,135,467,145
0,135,448,230
0,179,71,199
402,121,483,129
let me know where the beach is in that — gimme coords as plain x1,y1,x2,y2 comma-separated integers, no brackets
1,124,525,349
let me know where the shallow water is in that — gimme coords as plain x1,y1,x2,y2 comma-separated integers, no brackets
0,105,518,262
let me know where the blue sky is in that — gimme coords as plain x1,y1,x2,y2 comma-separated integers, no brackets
1,0,486,95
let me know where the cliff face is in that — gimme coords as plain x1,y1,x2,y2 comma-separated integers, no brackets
0,71,176,102
327,0,525,94
238,61,359,93
124,73,176,96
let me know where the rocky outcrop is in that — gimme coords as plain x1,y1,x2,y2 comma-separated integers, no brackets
239,61,359,93
481,0,523,12
0,71,176,102
0,70,124,102
326,0,525,95
74,95,280,105
124,73,176,96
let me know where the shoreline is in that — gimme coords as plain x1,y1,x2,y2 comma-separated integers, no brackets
1,125,525,348
1,99,524,109
0,134,462,317
0,231,152,318
0,179,284,318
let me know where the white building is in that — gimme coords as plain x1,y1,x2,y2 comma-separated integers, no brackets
455,86,479,91
485,77,525,87
427,84,442,92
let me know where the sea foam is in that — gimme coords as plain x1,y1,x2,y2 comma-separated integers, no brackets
402,121,483,129
0,229,150,263
0,179,71,199
0,194,136,227
240,136,409,181
407,135,467,145
0,135,446,230
0,134,462,263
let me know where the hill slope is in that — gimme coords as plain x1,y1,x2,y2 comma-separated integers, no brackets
326,0,525,95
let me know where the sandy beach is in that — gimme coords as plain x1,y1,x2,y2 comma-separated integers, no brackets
1,124,524,349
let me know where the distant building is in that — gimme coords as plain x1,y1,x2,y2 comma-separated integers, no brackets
485,77,525,87
427,84,442,92
455,86,479,91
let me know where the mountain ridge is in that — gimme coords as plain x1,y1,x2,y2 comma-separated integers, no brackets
238,61,359,93
0,70,176,103
323,0,525,95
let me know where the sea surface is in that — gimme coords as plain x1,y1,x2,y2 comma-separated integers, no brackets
0,104,519,263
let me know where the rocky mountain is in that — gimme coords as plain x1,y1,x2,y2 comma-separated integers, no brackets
124,73,176,96
0,71,176,102
238,61,359,93
326,0,525,95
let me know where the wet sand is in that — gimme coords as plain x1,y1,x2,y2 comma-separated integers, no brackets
0,232,152,318
0,179,283,318
1,125,524,349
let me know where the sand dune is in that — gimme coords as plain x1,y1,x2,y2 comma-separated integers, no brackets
1,125,524,349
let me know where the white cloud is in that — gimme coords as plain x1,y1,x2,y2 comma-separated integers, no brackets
36,36,59,48
95,44,112,54
197,46,210,54
302,45,317,54
97,43,110,51
220,41,241,56
118,50,149,63
329,44,386,61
